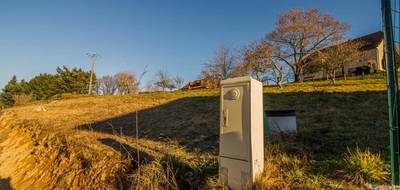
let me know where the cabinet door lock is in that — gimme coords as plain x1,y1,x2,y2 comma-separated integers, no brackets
223,109,228,127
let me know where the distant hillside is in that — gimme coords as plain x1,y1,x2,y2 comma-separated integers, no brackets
0,78,390,189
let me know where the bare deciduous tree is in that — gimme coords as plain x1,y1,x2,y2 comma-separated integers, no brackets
267,8,350,82
97,68,145,95
97,75,117,95
236,42,288,88
313,41,362,84
154,70,174,91
268,64,289,88
135,65,148,92
201,64,220,88
174,76,184,89
115,72,138,95
239,42,273,82
201,46,235,87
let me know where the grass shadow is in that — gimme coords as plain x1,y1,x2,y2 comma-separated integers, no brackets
78,90,388,161
78,96,220,153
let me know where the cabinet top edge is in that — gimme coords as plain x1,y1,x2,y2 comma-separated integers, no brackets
220,76,262,85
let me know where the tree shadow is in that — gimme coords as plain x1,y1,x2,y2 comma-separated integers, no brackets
78,90,388,160
78,96,220,153
0,177,13,190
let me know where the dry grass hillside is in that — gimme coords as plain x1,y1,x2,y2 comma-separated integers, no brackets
0,78,391,189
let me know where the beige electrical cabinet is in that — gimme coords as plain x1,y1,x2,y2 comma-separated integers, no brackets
219,76,264,190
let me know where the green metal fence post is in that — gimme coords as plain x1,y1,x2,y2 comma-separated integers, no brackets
264,112,272,141
381,0,400,185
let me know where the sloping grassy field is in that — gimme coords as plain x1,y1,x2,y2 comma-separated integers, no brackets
0,78,391,189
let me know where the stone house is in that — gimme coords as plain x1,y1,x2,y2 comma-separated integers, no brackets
181,79,212,90
303,31,385,81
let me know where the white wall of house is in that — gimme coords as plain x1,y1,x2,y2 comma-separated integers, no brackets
376,41,384,71
346,49,375,70
303,39,385,81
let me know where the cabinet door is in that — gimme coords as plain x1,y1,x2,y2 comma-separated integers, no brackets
220,82,250,160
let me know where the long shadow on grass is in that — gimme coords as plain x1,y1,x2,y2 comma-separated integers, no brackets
78,96,220,153
78,91,388,160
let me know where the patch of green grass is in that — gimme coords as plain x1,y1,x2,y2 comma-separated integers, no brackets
253,144,362,190
132,148,218,189
339,147,389,185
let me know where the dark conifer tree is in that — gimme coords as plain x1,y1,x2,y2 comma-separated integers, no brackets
0,75,24,106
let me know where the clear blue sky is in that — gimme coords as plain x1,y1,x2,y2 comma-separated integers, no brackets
0,0,381,89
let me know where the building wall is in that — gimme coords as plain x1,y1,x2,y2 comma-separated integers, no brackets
344,49,374,72
303,41,384,81
303,69,325,81
376,41,384,71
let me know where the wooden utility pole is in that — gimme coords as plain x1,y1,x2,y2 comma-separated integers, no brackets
87,53,98,95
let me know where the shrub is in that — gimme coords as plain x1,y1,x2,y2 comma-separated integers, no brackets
253,144,307,190
132,150,218,190
132,158,179,190
206,176,229,190
12,94,32,106
159,153,195,189
339,147,389,185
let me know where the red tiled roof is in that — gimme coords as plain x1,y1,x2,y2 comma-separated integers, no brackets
181,79,211,90
352,31,383,51
304,31,383,63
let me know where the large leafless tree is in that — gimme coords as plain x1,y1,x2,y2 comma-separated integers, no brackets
267,9,350,82
174,76,184,89
114,72,138,95
154,70,174,91
97,75,117,95
237,41,287,88
240,42,273,82
201,46,235,87
97,72,137,95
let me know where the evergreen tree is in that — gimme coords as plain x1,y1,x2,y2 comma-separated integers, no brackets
20,79,30,94
1,66,96,105
0,75,24,106
55,66,94,94
29,74,59,100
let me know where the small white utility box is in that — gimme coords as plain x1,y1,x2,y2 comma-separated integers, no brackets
219,76,264,190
